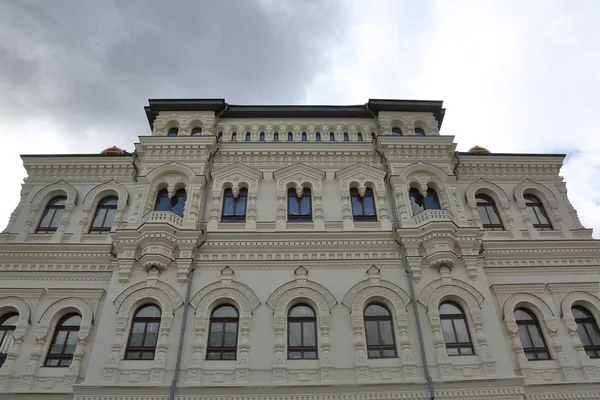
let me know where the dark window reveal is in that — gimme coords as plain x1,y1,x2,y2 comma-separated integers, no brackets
206,305,239,360
45,314,81,367
259,132,265,141
0,313,18,367
392,128,402,136
154,188,186,217
439,302,474,355
36,196,67,233
302,132,307,142
409,188,440,215
125,305,161,360
89,196,118,233
515,308,551,360
316,132,321,141
167,128,179,137
191,127,202,136
475,194,504,231
572,306,600,359
288,188,312,222
357,133,363,141
524,194,553,230
330,132,335,142
414,128,425,136
288,304,317,359
221,188,248,222
364,303,397,358
350,188,377,221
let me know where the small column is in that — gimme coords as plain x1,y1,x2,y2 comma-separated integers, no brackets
470,310,496,376
275,195,287,231
103,316,128,383
186,316,207,383
235,315,252,383
313,193,325,231
429,311,453,378
207,195,221,231
517,201,539,239
272,314,287,383
376,195,392,230
341,195,354,230
397,315,417,380
246,195,258,231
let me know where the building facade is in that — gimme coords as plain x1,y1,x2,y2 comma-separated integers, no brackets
0,99,599,400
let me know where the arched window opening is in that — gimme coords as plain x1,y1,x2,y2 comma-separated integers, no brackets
302,132,307,142
125,304,161,360
45,314,81,367
409,187,440,215
364,303,396,358
288,132,293,141
414,128,425,136
316,132,321,142
343,132,349,142
191,127,202,136
218,132,223,142
288,188,312,222
245,132,251,141
392,127,402,136
221,188,248,222
274,132,279,142
572,306,600,359
524,194,553,230
207,305,239,360
36,196,67,233
288,304,317,359
475,194,504,231
329,132,335,142
154,188,186,217
259,132,265,142
350,188,377,221
515,308,550,360
439,302,474,355
357,133,363,142
371,133,376,142
89,196,118,233
167,127,179,137
0,313,18,367
231,132,237,141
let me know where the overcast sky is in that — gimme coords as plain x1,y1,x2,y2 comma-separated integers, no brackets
1,0,599,237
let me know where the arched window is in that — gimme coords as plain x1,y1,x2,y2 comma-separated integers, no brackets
45,314,81,367
167,127,179,137
439,302,474,355
409,187,440,215
572,306,600,359
191,127,202,136
288,188,312,222
218,132,223,142
329,132,335,142
288,304,317,359
0,313,18,367
343,132,349,142
350,188,377,221
392,127,402,136
89,196,118,233
207,305,239,360
231,132,237,141
274,132,279,142
259,132,265,141
371,133,376,142
475,194,504,231
288,132,293,141
36,196,67,233
524,194,553,230
154,188,186,217
357,133,363,142
364,303,396,358
221,188,248,222
414,128,425,136
515,308,550,360
302,132,307,142
125,304,161,360
316,132,321,142
245,132,251,141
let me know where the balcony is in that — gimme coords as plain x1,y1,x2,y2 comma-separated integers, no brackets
141,211,184,227
410,209,455,227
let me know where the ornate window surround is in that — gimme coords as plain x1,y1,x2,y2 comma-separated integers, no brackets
417,275,496,379
75,180,129,239
103,281,182,384
341,265,416,381
378,113,440,136
335,163,391,230
187,266,260,384
0,289,43,390
465,179,518,236
493,285,576,382
514,179,568,237
266,267,337,383
151,112,214,136
208,163,262,231
19,289,103,390
273,164,326,231
23,180,78,242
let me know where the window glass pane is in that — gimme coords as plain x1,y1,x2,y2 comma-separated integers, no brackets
172,193,186,216
304,351,317,359
224,322,237,347
534,205,551,224
289,322,302,346
46,358,59,366
103,208,117,228
529,325,545,348
514,309,533,321
368,349,380,358
206,352,220,360
234,195,247,216
223,352,236,360
526,206,540,225
213,306,238,318
209,323,223,346
300,193,311,215
144,323,159,347
365,320,379,345
141,351,154,360
223,195,235,216
454,320,470,343
379,321,394,345
409,189,425,215
289,306,314,318
289,351,301,359
50,208,65,227
155,194,171,211
441,319,457,343
477,205,491,225
92,209,107,227
383,349,396,358
587,323,600,345
577,324,592,345
1,315,18,326
365,304,389,317
487,206,501,225
288,193,299,215
461,347,474,355
425,190,440,209
572,307,591,319
39,209,54,228
517,325,533,348
537,351,550,360
446,347,459,356
351,195,363,216
303,322,316,346
316,133,321,141
439,303,461,315
363,196,375,216
130,323,145,346
136,305,161,318
126,351,140,359
0,335,14,354
64,331,78,354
